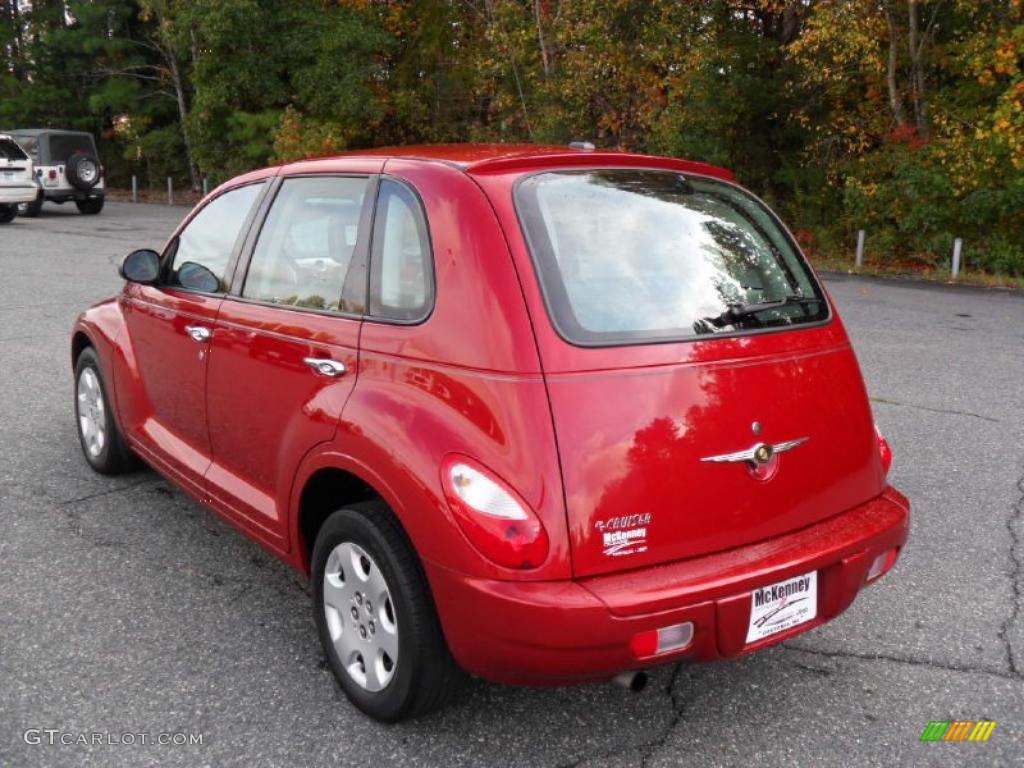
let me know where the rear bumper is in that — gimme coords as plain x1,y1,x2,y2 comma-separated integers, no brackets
0,185,38,204
42,189,104,202
427,487,909,685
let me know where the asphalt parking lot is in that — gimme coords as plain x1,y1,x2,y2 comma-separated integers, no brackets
1,201,1022,767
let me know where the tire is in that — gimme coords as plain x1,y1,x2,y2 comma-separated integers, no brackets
19,191,43,217
312,501,464,721
74,347,138,475
76,197,104,215
66,152,101,191
0,205,14,224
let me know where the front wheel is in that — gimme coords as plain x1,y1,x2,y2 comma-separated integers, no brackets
312,501,464,721
74,347,137,475
76,197,104,215
0,205,15,224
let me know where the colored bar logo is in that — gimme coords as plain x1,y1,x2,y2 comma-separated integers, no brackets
920,720,997,742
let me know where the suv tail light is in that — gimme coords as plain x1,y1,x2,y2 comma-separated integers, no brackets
875,425,892,475
441,456,549,569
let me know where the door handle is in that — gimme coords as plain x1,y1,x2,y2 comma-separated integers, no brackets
303,357,347,377
185,325,211,342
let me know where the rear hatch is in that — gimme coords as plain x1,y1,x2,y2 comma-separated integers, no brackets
512,168,887,578
0,137,34,189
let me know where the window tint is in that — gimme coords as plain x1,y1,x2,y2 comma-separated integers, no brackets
47,134,97,161
168,182,264,293
0,138,28,161
242,176,369,312
369,179,432,322
515,170,828,345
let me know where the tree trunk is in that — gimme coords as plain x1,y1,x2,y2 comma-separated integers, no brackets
534,0,550,77
166,50,201,192
885,9,907,126
907,0,928,136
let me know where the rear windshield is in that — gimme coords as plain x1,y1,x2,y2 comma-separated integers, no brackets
0,138,28,161
515,170,829,346
47,134,96,161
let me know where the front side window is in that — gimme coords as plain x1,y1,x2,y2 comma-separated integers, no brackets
168,182,264,293
369,179,432,322
242,176,370,312
515,170,829,346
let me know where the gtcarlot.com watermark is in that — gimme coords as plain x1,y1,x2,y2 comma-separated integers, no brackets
24,729,203,747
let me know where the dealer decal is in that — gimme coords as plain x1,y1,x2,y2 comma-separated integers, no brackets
746,571,818,643
595,513,651,557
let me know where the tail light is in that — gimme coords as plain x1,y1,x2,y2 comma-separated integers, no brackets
875,425,892,475
441,456,548,569
866,547,899,583
630,622,694,658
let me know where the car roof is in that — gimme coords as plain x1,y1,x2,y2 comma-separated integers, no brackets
0,128,94,137
282,143,734,180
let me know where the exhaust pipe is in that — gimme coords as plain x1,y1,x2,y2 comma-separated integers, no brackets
612,670,648,693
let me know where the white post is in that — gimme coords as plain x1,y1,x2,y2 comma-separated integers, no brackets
952,238,963,279
167,177,173,206
855,229,866,268
131,175,137,203
202,177,208,196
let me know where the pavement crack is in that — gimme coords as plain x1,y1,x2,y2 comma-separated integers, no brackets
58,478,159,507
783,644,1018,680
869,396,1001,423
638,662,687,768
997,461,1024,678
554,663,687,768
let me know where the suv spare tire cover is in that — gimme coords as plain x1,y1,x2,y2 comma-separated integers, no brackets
67,152,101,191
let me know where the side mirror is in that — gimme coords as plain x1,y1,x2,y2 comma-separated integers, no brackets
119,249,160,284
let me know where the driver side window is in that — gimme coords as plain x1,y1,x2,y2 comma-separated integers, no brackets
168,182,264,293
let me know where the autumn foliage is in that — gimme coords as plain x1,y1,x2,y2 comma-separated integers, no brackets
2,0,1022,274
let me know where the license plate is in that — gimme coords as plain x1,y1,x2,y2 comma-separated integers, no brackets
746,570,817,643
1,171,13,179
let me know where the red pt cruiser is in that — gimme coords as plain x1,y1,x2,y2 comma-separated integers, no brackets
72,145,909,721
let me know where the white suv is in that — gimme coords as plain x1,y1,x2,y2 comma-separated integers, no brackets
3,129,105,216
0,134,37,224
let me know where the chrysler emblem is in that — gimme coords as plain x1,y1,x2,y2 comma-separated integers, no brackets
701,437,808,466
701,437,809,479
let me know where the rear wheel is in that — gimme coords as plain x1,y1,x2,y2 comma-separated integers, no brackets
312,501,464,721
0,205,15,224
76,197,104,215
74,347,137,475
18,191,42,217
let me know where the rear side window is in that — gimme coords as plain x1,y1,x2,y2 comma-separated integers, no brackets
369,179,433,323
11,135,36,161
168,182,264,293
243,176,370,313
515,170,828,346
0,139,28,161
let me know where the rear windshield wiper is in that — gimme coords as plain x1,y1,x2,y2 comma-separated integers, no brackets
696,294,824,332
730,294,823,315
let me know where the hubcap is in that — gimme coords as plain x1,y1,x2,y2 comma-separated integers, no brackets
79,161,97,183
76,368,106,458
322,541,398,692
